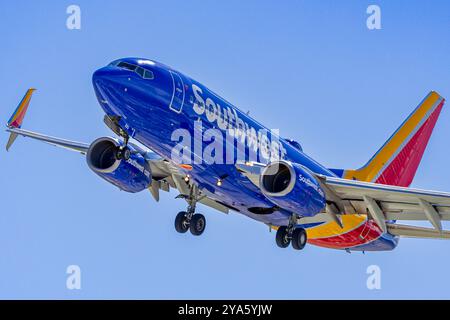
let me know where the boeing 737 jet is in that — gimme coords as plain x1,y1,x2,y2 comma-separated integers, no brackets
5,58,449,252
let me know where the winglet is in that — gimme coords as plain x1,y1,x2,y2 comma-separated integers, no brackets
6,88,36,151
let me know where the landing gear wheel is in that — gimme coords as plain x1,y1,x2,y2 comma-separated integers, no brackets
175,211,189,233
122,147,131,161
291,227,307,250
115,148,122,160
115,147,131,161
275,226,290,248
189,214,206,236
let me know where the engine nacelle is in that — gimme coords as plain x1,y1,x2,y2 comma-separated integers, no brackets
260,161,326,217
86,137,151,193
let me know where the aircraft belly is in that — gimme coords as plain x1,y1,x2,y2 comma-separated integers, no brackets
306,215,386,250
190,164,293,225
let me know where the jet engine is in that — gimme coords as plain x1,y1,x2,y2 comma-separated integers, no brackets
260,160,326,217
86,137,151,193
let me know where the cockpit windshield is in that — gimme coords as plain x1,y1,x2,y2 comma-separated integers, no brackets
110,61,154,80
117,61,137,71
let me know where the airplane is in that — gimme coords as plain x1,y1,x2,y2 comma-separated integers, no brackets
5,57,450,252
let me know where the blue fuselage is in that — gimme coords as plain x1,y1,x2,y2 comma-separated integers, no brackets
92,58,337,226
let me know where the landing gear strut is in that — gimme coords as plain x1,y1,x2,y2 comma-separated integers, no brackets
104,115,132,161
275,214,307,250
174,185,206,236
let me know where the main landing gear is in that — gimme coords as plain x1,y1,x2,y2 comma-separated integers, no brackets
275,214,307,250
174,185,206,236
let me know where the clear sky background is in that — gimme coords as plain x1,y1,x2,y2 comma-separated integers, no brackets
0,0,449,299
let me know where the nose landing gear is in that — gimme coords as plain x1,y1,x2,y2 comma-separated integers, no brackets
115,145,131,161
104,115,132,161
275,214,307,250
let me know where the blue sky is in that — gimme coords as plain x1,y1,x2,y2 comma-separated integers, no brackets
0,0,449,299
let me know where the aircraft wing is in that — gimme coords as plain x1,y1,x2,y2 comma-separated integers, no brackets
7,124,229,213
5,88,90,154
6,127,90,154
236,161,450,237
316,174,450,233
386,223,450,239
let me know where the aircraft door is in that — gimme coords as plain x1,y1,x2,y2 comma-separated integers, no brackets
169,71,185,113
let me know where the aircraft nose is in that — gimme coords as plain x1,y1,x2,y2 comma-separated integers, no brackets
92,66,126,114
92,66,125,99
92,65,143,120
92,65,134,91
92,67,112,86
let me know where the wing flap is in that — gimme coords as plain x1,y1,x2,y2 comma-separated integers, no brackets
344,199,450,220
387,224,450,239
320,175,450,207
316,174,450,234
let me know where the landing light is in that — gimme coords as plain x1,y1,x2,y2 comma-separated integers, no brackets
179,164,193,170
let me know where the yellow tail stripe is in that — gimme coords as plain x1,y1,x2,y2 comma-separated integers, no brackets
344,91,441,182
8,88,36,126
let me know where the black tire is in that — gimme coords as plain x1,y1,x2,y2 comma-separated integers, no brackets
275,226,290,248
122,147,131,161
115,147,123,160
115,147,131,161
190,214,206,236
291,227,307,250
175,211,189,233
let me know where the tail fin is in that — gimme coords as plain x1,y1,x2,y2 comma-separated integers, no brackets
338,91,445,187
6,88,36,151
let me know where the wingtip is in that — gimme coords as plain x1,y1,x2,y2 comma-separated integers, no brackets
7,88,36,129
5,132,18,152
